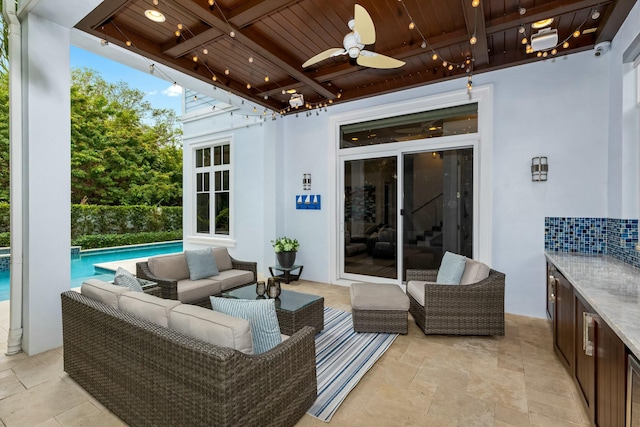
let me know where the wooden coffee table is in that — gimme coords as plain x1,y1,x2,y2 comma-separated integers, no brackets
222,284,324,335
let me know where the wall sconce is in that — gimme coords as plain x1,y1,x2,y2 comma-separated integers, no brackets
531,157,548,181
303,173,311,190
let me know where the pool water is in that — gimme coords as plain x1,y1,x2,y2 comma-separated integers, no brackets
0,241,183,301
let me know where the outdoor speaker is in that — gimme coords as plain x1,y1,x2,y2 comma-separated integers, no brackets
531,28,558,52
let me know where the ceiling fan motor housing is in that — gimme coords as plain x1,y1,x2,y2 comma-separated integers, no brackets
343,32,363,58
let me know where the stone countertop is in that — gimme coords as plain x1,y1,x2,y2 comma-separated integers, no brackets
545,251,640,359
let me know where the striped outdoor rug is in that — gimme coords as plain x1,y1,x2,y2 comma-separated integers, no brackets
307,307,398,422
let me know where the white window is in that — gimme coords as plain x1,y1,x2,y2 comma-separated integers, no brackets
194,143,231,236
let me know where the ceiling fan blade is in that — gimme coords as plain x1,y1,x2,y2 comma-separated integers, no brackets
302,48,346,68
354,4,375,45
357,51,405,69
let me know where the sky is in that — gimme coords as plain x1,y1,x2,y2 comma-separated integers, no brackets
70,46,183,116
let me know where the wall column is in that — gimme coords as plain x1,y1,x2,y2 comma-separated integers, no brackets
20,13,71,355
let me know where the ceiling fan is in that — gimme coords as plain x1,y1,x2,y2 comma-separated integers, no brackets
302,4,405,70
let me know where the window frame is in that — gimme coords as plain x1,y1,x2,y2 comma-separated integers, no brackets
192,139,233,242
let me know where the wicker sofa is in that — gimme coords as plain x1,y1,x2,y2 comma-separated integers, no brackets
61,282,317,427
136,247,257,307
406,266,505,336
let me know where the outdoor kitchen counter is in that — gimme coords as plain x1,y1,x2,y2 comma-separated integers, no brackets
545,251,640,359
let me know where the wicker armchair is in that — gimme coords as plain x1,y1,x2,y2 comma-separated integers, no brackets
406,268,505,336
61,290,317,427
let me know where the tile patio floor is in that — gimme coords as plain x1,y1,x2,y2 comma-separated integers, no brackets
0,280,590,426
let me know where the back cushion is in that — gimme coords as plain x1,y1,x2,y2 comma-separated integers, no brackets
148,253,190,280
460,259,491,285
169,304,253,354
211,247,233,271
81,279,130,308
119,292,181,328
436,251,467,285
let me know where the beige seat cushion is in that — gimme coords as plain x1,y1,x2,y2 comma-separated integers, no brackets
168,304,254,354
406,280,437,307
350,283,409,311
211,247,233,271
81,279,131,308
176,279,222,303
460,259,491,285
148,253,190,281
212,270,255,291
119,292,181,328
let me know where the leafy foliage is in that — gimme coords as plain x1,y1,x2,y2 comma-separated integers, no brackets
70,68,183,206
71,231,182,250
271,236,299,253
0,72,7,202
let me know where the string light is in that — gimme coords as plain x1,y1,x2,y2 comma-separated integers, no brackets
224,69,230,75
563,41,569,48
175,30,181,37
551,48,557,55
125,40,132,46
573,30,581,37
409,21,415,30
229,31,235,38
518,25,525,34
246,83,251,89
208,0,214,5
521,37,527,45
153,0,158,5
470,35,477,45
248,56,254,63
432,53,438,61
203,48,208,54
471,0,480,7
264,76,269,82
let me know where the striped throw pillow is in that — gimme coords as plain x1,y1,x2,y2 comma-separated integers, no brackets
210,297,281,354
113,267,144,292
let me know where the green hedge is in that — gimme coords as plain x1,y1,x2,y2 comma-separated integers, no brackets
71,205,182,238
71,231,183,249
0,232,8,247
0,203,8,234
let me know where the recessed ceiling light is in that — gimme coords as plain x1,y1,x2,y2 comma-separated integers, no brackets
144,10,166,23
286,89,297,94
582,27,597,34
532,18,554,29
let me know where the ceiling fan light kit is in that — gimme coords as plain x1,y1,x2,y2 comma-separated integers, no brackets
302,4,405,70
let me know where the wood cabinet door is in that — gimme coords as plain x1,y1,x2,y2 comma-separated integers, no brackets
554,271,574,370
594,316,626,427
574,294,596,421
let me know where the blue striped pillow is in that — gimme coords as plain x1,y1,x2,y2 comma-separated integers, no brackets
210,297,281,354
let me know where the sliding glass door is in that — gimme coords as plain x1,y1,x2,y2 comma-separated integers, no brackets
343,156,398,279
340,148,473,283
402,149,473,279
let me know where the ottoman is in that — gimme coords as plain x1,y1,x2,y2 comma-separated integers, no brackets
350,283,410,334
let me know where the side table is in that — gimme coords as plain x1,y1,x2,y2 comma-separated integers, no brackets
269,264,303,284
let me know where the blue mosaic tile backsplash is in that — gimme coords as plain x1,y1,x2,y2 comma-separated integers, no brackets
545,216,640,269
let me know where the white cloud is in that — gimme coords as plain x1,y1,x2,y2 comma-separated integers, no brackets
147,90,158,96
162,84,183,97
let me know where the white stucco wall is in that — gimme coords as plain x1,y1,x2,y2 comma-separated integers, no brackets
181,7,639,320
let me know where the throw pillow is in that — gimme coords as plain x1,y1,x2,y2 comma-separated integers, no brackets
185,247,219,280
210,297,281,354
436,251,467,285
113,267,144,292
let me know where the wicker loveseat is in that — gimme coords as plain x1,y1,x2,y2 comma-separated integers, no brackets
136,247,257,307
406,267,505,336
61,285,317,427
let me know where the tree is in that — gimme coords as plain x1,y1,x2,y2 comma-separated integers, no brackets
70,68,183,206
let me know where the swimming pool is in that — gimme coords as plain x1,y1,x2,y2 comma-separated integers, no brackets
0,241,183,301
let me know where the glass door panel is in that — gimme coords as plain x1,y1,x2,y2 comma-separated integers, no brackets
344,157,398,279
402,149,473,280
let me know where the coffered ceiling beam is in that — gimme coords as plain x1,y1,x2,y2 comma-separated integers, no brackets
228,0,299,28
461,0,489,66
173,0,335,100
485,0,611,34
595,0,637,44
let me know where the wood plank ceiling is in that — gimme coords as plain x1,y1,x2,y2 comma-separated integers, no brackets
76,0,637,114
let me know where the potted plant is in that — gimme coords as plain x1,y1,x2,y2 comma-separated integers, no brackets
272,236,299,268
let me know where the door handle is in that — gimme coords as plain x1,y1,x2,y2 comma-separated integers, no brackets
548,276,556,302
583,312,594,357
